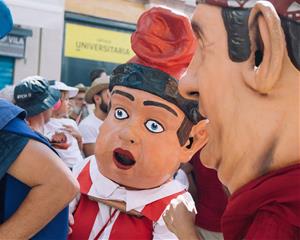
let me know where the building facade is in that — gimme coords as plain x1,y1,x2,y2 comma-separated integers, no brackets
63,0,196,87
0,0,195,89
1,0,65,88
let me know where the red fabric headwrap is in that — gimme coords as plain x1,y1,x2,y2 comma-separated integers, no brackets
129,7,196,80
200,0,300,22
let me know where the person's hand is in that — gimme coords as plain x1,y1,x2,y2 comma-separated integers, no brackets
51,142,70,149
62,124,83,149
62,125,81,140
162,195,200,240
51,132,70,149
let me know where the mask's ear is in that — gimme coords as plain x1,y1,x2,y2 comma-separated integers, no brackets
243,2,285,94
179,119,208,163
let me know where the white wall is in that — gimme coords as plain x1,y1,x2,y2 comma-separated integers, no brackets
4,0,65,83
146,0,195,17
39,27,64,81
13,27,40,84
5,0,65,29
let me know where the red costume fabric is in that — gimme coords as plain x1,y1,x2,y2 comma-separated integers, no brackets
222,164,300,239
191,152,228,232
69,160,187,240
69,161,152,240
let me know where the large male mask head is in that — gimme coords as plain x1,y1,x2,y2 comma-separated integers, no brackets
180,0,300,193
95,7,208,189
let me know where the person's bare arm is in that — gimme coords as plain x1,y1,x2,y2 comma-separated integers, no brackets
163,196,201,240
83,143,95,157
0,139,79,239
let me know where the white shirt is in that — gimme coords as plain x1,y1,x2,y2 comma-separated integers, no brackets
71,156,195,240
44,118,83,168
78,111,103,144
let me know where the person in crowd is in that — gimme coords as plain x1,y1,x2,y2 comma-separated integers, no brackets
14,76,60,135
68,7,208,240
44,81,83,170
89,68,108,83
78,76,110,157
0,3,79,239
0,100,79,240
163,1,300,239
69,83,89,124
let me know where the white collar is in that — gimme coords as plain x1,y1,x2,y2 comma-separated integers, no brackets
87,156,186,211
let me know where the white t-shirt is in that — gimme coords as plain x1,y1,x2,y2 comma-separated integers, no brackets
44,118,83,168
78,111,103,144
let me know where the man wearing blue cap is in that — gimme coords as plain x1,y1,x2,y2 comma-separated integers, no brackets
14,76,62,134
0,2,79,239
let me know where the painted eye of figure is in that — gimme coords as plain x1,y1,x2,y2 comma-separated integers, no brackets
145,120,164,133
114,108,129,120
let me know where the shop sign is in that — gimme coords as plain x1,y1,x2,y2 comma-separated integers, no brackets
0,35,26,58
64,23,134,64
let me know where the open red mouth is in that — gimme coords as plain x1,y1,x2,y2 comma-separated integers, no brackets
113,148,136,170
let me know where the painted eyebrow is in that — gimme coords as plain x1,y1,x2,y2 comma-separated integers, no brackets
143,100,178,117
111,89,135,101
191,21,205,39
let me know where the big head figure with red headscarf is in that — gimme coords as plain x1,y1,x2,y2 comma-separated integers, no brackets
69,7,208,240
163,1,300,239
94,7,207,190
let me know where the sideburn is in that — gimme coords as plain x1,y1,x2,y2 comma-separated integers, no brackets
221,8,251,62
177,117,194,147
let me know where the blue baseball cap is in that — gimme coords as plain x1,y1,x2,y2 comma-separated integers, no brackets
0,0,13,39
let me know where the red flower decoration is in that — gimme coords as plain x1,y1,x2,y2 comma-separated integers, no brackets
130,7,196,80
